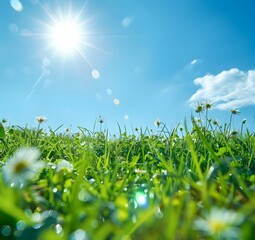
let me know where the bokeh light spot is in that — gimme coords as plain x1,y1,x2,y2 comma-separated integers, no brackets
114,98,120,105
92,69,100,79
8,23,19,33
122,17,132,27
134,191,148,208
42,57,51,67
70,229,89,240
1,225,11,236
10,0,23,12
106,88,112,95
55,224,63,235
16,220,26,231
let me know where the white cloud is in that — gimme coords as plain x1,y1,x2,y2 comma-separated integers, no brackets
189,68,255,110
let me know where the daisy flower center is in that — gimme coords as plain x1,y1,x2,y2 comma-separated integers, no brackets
14,160,29,174
209,220,227,233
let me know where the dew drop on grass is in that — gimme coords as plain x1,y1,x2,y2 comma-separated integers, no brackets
78,190,93,202
91,220,99,229
149,192,154,199
79,212,86,222
51,165,56,170
155,207,164,219
25,209,32,216
31,212,41,223
10,0,23,12
92,69,100,79
33,223,43,230
53,188,58,193
131,215,137,223
70,229,89,240
55,224,63,235
16,220,26,231
134,192,148,208
134,176,139,182
89,178,95,184
1,225,11,237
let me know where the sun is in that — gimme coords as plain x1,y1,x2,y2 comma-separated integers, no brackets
49,18,83,55
41,3,92,60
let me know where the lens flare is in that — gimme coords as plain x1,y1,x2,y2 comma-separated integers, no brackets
49,18,82,55
134,191,148,208
39,2,97,64
10,0,23,12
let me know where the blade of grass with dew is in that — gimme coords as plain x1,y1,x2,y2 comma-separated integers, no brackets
184,120,204,181
192,117,251,199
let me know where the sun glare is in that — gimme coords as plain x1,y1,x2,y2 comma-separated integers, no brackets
50,18,82,55
41,3,93,60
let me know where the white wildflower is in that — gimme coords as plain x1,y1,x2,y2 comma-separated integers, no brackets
56,160,74,173
154,118,161,127
36,115,47,124
194,208,244,239
2,147,44,188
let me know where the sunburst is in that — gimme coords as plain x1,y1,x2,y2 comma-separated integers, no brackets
40,2,95,64
49,17,83,55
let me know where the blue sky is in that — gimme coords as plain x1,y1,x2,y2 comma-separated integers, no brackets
1,0,255,132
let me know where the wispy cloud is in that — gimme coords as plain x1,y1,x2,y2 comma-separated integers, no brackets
162,59,201,93
189,68,255,110
190,59,199,65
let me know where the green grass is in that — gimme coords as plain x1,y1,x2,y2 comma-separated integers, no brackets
1,108,255,239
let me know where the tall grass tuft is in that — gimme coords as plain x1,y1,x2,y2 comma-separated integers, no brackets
0,109,255,239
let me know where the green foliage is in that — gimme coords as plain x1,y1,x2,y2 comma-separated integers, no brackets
0,123,5,139
0,111,255,239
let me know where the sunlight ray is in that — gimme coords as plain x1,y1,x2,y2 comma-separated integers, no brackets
26,71,46,100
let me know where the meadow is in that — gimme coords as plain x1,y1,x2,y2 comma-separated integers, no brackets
1,105,255,240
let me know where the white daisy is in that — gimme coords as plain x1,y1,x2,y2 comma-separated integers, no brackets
56,160,74,173
194,207,244,239
35,115,47,124
2,147,44,188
